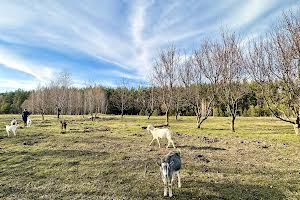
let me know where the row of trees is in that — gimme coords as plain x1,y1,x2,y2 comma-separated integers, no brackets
150,9,300,133
22,73,107,120
151,33,247,131
19,77,271,120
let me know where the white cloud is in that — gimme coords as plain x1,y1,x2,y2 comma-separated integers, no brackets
0,47,57,81
223,0,277,29
0,79,39,91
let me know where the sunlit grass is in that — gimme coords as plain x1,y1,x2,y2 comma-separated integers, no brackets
0,115,299,199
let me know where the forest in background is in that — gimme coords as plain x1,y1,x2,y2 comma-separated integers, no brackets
0,81,278,118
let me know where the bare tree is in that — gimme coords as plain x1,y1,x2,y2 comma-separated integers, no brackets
135,84,159,119
35,85,49,120
246,10,300,134
180,48,219,129
111,78,131,117
217,31,248,132
152,45,180,125
173,86,185,120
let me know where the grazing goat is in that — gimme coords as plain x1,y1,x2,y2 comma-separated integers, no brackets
147,124,176,148
26,118,32,127
6,124,18,136
158,150,182,197
60,120,67,133
293,124,299,135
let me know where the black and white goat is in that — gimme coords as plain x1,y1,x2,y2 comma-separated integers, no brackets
158,150,182,197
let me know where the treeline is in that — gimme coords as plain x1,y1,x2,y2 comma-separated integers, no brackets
0,78,271,118
0,80,271,118
0,90,30,114
21,73,106,120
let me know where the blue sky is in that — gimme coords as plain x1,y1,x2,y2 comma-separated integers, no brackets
0,0,299,92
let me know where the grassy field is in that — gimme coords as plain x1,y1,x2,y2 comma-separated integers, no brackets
0,115,299,200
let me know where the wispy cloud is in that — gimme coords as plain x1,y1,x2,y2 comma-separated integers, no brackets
0,47,56,81
0,78,39,91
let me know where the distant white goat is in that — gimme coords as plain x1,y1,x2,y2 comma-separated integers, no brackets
147,124,176,148
293,124,299,135
27,118,32,127
158,150,182,197
6,124,18,136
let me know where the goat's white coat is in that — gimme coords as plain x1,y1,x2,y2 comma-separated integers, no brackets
27,118,32,127
162,170,181,197
147,125,175,148
293,124,299,135
6,124,18,136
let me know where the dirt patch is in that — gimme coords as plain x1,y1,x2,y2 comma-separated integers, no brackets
84,126,111,132
260,144,271,149
195,154,210,163
132,133,143,137
37,124,52,127
66,161,80,166
202,136,220,143
23,140,39,146
22,133,49,146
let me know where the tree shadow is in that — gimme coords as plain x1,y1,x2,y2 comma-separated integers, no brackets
178,145,226,151
0,185,106,199
172,180,286,200
0,149,109,159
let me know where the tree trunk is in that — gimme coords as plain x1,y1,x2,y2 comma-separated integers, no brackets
57,108,61,119
41,109,44,121
91,113,94,121
165,110,169,126
294,116,300,135
196,115,201,129
121,102,124,118
231,115,236,132
175,104,179,120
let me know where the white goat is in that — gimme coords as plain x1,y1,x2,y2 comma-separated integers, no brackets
6,124,18,136
147,124,176,148
10,118,18,126
158,150,182,197
26,118,32,127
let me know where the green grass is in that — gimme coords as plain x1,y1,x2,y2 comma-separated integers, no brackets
0,115,299,199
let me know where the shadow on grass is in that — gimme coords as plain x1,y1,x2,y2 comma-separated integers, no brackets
0,186,107,199
0,149,110,158
172,180,286,200
178,145,226,151
0,179,286,200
